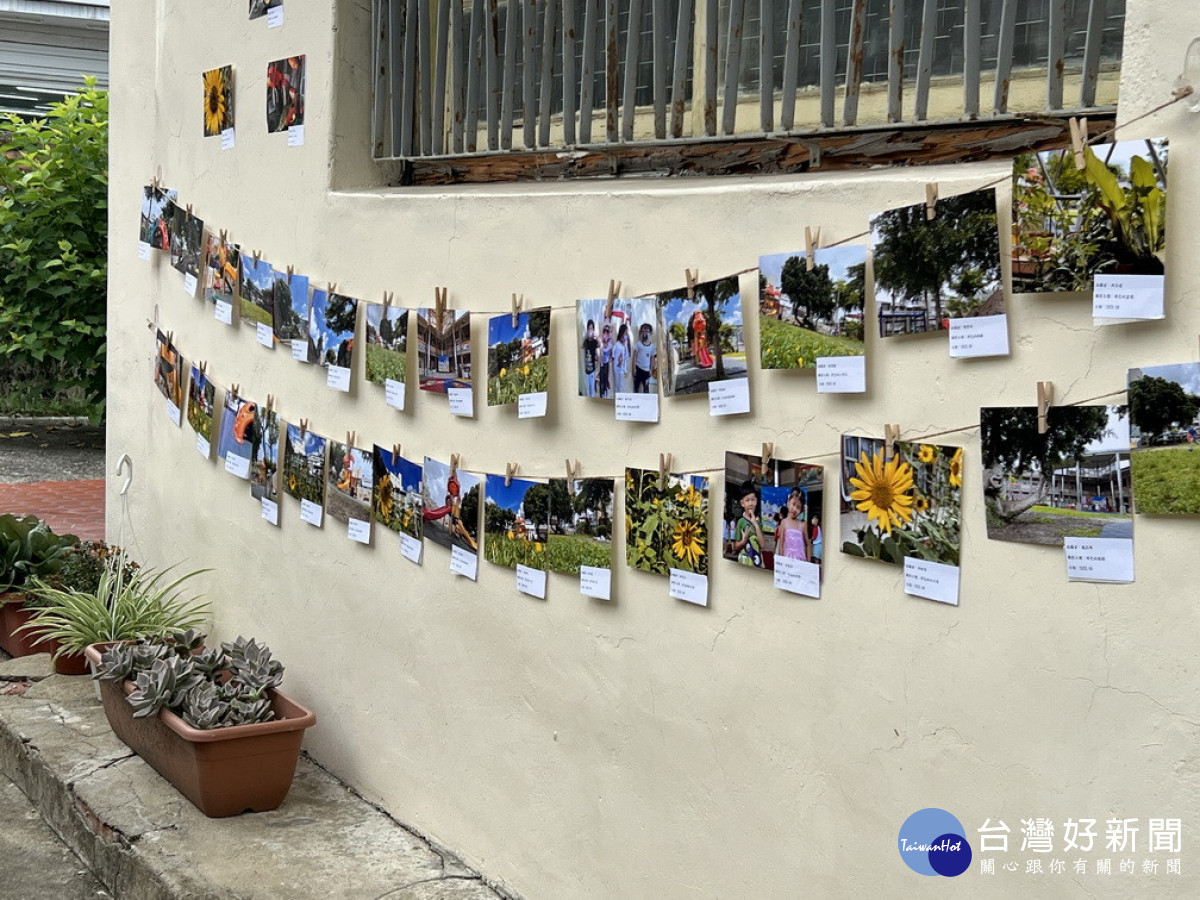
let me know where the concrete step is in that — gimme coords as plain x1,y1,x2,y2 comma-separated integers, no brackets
0,656,508,900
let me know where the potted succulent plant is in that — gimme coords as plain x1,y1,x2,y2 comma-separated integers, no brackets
0,514,78,658
85,631,316,817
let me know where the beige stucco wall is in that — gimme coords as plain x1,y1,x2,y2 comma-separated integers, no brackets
108,1,1200,896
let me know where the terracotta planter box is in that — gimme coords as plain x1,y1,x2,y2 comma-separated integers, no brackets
0,591,43,658
84,643,317,817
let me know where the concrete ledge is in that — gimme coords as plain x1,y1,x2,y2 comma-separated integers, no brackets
0,417,92,428
0,668,510,900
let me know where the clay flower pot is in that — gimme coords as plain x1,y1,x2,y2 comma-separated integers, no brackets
0,591,43,658
84,642,316,817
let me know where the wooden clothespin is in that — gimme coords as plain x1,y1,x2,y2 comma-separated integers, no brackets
186,204,193,217
1068,117,1088,170
884,424,901,462
346,431,356,448
165,330,174,346
1037,381,1054,434
605,280,621,319
434,287,448,319
299,418,308,438
511,293,523,327
685,270,698,300
230,383,241,400
505,462,518,487
392,442,402,459
287,265,295,278
382,291,394,310
253,250,262,265
151,173,160,191
199,360,207,376
266,394,274,413
805,228,820,271
329,282,338,297
219,229,227,243
659,453,672,490
762,442,774,467
924,184,938,221
565,458,580,481
450,452,461,472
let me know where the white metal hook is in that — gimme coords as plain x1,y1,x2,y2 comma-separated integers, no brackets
116,454,133,495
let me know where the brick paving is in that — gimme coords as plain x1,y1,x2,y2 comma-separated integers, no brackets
0,480,105,542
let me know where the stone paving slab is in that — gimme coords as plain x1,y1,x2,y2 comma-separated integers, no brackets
0,479,105,541
0,661,507,900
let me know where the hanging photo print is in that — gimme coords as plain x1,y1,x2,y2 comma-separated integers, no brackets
239,255,276,339
417,307,472,413
249,0,282,21
249,404,281,524
153,330,183,425
487,307,550,416
484,474,549,597
202,65,234,137
139,185,176,252
364,303,409,408
327,440,373,543
309,288,358,391
372,446,423,562
274,269,311,361
625,467,709,603
185,365,216,457
215,394,256,480
422,457,481,579
547,477,614,599
1128,363,1200,515
168,202,205,294
283,423,328,527
202,233,240,316
576,297,659,401
655,275,748,399
266,56,305,134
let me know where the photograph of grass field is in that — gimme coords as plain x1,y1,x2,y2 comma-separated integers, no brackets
1128,362,1200,515
372,446,423,539
283,424,327,506
546,478,613,574
487,308,551,406
484,475,549,570
239,256,275,329
185,365,215,442
365,304,409,386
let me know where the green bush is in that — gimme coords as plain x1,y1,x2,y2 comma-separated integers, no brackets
0,80,108,409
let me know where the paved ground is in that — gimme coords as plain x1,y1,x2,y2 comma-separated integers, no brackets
0,424,105,483
0,480,105,542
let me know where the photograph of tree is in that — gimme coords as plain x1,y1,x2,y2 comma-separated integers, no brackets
1128,363,1200,515
249,405,281,504
153,330,183,409
417,308,471,394
239,255,275,329
365,304,409,386
758,246,866,370
266,56,305,133
326,441,373,528
487,309,550,406
576,297,658,399
625,468,708,576
202,65,233,137
656,275,747,397
372,446,423,540
484,475,549,570
981,406,1131,545
546,479,614,575
840,437,962,565
202,233,240,306
185,365,215,441
722,451,824,571
249,0,281,21
139,185,176,249
422,457,481,552
1013,139,1167,293
871,187,1003,338
308,289,358,369
168,202,204,280
272,270,311,345
215,395,256,473
283,424,327,506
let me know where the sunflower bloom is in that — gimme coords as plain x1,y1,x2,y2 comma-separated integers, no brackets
912,493,930,513
949,447,963,488
203,68,229,136
670,520,705,568
917,444,936,464
848,450,914,534
680,485,704,509
499,368,507,377
534,542,544,552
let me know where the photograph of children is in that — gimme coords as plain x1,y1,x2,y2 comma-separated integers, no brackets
185,365,216,444
249,0,281,21
364,304,409,386
372,446,423,540
139,185,176,249
839,436,963,565
421,457,481,553
625,468,708,576
249,405,281,505
1126,363,1200,515
1012,139,1167,294
266,56,305,133
202,65,234,137
483,475,549,570
215,395,257,476
981,405,1131,543
544,478,614,575
239,255,275,330
168,203,205,280
326,441,374,531
871,187,1002,338
272,270,311,345
655,275,747,397
153,330,183,410
283,424,327,507
487,308,550,406
722,452,824,570
576,297,659,398
202,234,240,306
416,308,471,394
758,246,867,370
308,289,358,369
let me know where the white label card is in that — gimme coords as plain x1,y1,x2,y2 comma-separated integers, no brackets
450,545,478,580
448,387,474,417
261,498,279,525
183,273,198,297
1093,274,1165,321
327,365,351,392
518,392,548,419
615,392,659,422
220,128,235,150
215,300,234,325
195,434,211,459
773,556,820,598
287,124,305,147
165,400,182,427
816,356,866,393
400,532,422,564
291,340,309,361
669,568,708,606
579,565,611,601
385,379,406,410
138,241,152,261
224,453,251,480
348,518,371,544
256,323,274,347
300,498,324,528
948,314,1010,358
266,5,284,27
708,379,751,416
1064,537,1135,583
903,557,961,606
516,564,547,599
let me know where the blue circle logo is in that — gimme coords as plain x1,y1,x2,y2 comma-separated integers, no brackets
898,808,972,877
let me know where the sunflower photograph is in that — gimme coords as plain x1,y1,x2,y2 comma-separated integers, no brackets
625,467,709,577
839,435,962,567
202,66,234,137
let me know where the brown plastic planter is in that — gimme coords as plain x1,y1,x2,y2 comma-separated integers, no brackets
84,642,317,817
0,591,42,657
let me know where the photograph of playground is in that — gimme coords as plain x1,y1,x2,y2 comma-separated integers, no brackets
239,256,275,329
417,308,472,394
372,446,423,539
283,424,327,506
202,234,240,306
656,275,746,397
981,405,1131,546
140,185,176,249
871,187,1003,337
153,330,183,409
309,289,358,369
185,365,215,442
1128,362,1200,515
722,452,824,571
1012,138,1168,294
215,395,256,475
365,304,408,386
326,441,373,528
422,457,480,552
758,245,866,370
